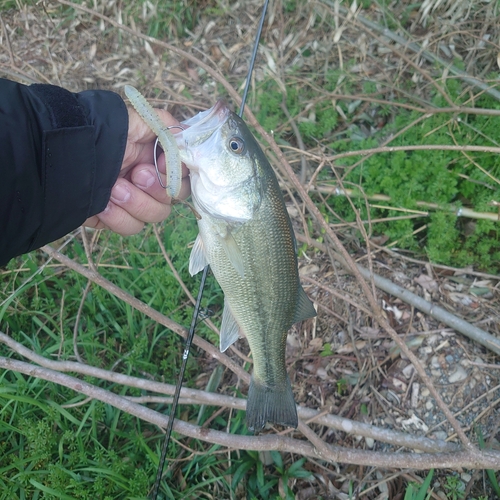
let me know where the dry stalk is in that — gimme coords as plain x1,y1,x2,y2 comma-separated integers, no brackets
301,144,500,162
0,14,14,67
339,113,433,183
330,2,500,103
371,243,500,281
315,184,500,222
72,280,90,363
152,223,197,306
297,82,500,117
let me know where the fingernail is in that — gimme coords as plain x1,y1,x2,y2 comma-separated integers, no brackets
134,169,155,189
111,182,131,203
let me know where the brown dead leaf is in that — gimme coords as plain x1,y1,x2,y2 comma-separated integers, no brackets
307,337,323,353
299,264,320,277
337,340,367,354
414,274,438,293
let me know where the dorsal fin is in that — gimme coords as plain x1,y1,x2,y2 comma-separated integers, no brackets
293,285,316,324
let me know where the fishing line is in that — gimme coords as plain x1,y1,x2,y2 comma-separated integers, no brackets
150,1,269,498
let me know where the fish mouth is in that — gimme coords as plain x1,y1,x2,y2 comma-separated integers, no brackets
180,99,230,130
186,99,229,127
174,99,230,156
174,99,231,166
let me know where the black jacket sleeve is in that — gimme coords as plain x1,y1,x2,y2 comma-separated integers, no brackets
0,78,128,266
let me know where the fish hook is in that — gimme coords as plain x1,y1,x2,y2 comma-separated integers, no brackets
153,125,185,189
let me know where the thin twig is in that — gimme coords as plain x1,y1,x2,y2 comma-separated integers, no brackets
72,281,90,363
280,100,309,184
0,14,15,67
302,143,500,162
153,224,197,305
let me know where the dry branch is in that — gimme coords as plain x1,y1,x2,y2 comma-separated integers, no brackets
355,265,500,357
0,330,458,454
296,233,500,356
2,356,499,469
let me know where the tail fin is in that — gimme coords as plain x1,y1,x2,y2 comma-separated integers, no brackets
246,376,298,432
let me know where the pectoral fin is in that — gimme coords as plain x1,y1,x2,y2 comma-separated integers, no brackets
189,234,208,276
220,300,240,352
219,230,245,278
293,285,316,323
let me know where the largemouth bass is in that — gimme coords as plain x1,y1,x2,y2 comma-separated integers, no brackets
176,101,316,431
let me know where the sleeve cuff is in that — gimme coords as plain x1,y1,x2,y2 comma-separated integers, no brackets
26,86,128,252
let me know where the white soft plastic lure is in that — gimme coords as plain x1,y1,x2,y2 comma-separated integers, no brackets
124,85,182,199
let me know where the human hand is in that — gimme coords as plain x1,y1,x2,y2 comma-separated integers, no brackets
83,106,190,235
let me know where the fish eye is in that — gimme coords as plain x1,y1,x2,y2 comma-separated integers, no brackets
228,136,245,154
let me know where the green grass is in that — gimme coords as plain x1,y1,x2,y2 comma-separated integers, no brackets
0,203,315,498
125,0,206,40
0,207,226,498
254,72,500,272
0,0,205,39
404,469,433,500
0,0,16,10
0,382,153,498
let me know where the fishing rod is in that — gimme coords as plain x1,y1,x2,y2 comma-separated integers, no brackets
150,1,270,497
